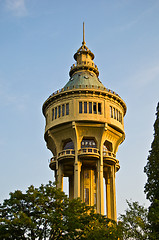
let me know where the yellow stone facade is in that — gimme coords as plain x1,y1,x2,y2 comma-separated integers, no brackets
42,24,126,220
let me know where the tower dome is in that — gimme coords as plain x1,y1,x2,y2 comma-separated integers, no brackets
42,23,126,220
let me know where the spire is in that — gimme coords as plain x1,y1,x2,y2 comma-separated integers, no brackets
82,22,86,45
69,23,99,78
73,23,94,61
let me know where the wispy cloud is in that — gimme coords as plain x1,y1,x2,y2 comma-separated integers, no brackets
128,63,159,88
118,2,159,32
5,0,27,17
0,79,28,112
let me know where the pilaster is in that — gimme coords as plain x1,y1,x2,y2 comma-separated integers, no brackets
105,166,117,220
74,160,82,198
96,159,104,214
56,162,63,190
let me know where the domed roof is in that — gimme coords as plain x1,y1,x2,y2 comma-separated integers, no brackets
64,70,105,89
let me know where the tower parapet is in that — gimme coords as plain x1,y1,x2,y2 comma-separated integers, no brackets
42,23,126,220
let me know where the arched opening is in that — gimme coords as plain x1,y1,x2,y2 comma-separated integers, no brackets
63,139,74,150
103,140,112,152
103,140,114,158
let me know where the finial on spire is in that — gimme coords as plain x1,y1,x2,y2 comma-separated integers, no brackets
82,22,86,45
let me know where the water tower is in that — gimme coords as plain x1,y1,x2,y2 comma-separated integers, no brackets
42,24,126,220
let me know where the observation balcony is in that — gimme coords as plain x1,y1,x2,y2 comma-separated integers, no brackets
49,156,56,170
78,148,100,159
69,61,99,77
47,85,119,99
103,151,120,170
103,151,116,158
57,149,75,161
70,61,98,70
49,150,119,170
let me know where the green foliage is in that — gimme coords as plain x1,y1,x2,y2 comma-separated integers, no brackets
119,200,149,240
144,102,159,237
0,181,119,239
83,215,121,240
0,182,67,239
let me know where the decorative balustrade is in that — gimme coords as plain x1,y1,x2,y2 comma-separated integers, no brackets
49,156,56,164
70,61,97,69
49,157,56,170
50,150,117,163
103,151,116,158
48,85,120,99
58,149,75,159
78,148,100,155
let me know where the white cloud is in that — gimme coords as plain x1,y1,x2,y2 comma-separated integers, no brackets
5,0,27,17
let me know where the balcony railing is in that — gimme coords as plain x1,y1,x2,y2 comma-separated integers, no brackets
58,149,75,159
49,157,56,170
78,148,100,155
70,61,98,70
50,150,116,163
103,151,116,158
49,156,56,164
47,85,120,99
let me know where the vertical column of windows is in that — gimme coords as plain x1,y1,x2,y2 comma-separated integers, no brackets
52,103,69,120
84,170,90,205
84,188,89,205
93,171,96,207
79,101,102,115
66,103,69,115
116,109,118,121
93,102,97,114
110,106,113,118
84,102,87,113
84,170,97,206
58,106,61,118
113,108,116,119
98,103,101,114
55,107,57,119
89,102,92,113
62,104,65,116
79,102,82,113
110,105,123,124
52,109,54,120
118,112,120,122
119,112,122,124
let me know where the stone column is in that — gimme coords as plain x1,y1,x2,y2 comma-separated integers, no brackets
96,159,104,214
105,169,111,219
105,166,117,220
74,161,82,198
110,165,117,221
56,162,63,190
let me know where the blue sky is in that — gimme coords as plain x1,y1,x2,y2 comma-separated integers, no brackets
0,0,159,216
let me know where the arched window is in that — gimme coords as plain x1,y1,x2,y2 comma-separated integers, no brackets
63,140,74,150
81,138,97,148
103,140,112,152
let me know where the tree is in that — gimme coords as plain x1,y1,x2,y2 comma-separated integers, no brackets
144,102,159,238
119,200,149,240
0,182,67,239
0,182,120,239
